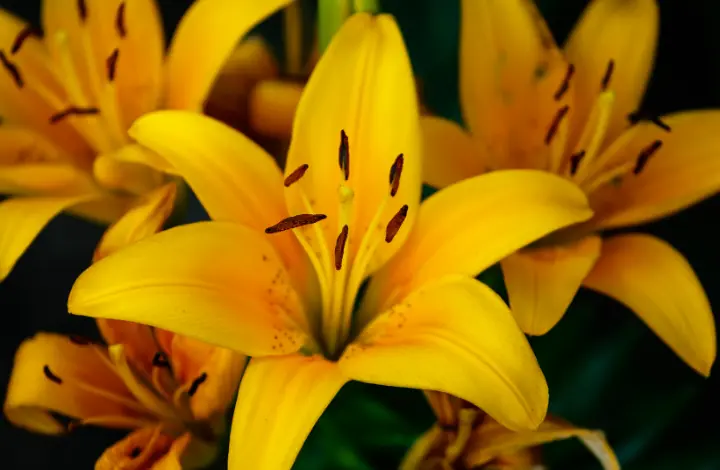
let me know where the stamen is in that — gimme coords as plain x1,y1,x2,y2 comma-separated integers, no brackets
385,205,408,243
545,105,570,145
0,50,24,88
554,63,575,101
569,150,586,176
129,447,142,459
116,3,127,38
152,352,170,368
49,106,100,124
43,365,62,384
601,60,615,91
628,111,671,132
284,163,309,187
77,0,88,22
265,214,327,234
69,335,93,345
106,49,119,82
334,225,349,270
11,26,37,55
389,153,404,197
339,129,350,181
187,372,207,397
633,140,662,175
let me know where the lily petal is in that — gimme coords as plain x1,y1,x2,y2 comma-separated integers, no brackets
4,333,151,434
228,356,347,470
459,0,571,170
583,233,716,376
502,235,602,335
68,221,312,356
95,426,174,470
564,0,658,146
421,116,485,188
589,111,720,230
165,0,291,111
96,320,160,376
0,194,95,280
285,13,421,272
342,277,548,431
0,164,98,196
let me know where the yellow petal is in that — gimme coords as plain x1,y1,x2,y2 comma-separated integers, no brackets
0,126,65,165
248,80,303,139
164,0,291,111
228,355,348,470
285,13,421,272
465,415,619,470
95,426,174,470
421,116,485,188
96,320,160,376
68,221,312,356
364,170,592,315
4,333,151,434
584,233,716,376
341,277,548,431
459,0,571,170
502,235,602,335
0,194,95,280
0,164,98,196
94,182,177,261
589,111,720,230
564,0,658,147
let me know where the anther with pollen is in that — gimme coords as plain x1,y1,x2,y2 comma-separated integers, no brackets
265,214,327,234
633,140,662,175
106,49,119,82
628,111,671,133
69,335,93,345
554,63,575,101
152,352,170,368
43,365,63,384
545,105,570,145
334,225,349,270
339,130,350,181
601,60,615,91
284,163,309,187
385,205,408,243
0,50,24,88
49,106,100,124
11,26,37,55
569,150,586,176
187,373,207,397
116,3,127,38
389,153,404,197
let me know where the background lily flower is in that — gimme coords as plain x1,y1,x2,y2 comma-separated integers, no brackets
400,392,619,470
0,0,292,281
67,13,593,470
422,0,719,376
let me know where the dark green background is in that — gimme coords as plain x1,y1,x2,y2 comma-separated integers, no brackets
1,0,719,468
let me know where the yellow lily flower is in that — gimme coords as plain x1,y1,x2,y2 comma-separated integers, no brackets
0,0,292,281
68,13,594,469
401,392,619,470
422,0,718,375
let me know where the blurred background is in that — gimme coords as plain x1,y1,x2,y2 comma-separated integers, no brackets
1,0,719,468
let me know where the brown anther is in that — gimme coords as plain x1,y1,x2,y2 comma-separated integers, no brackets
116,3,127,38
265,214,327,234
554,63,575,101
77,0,88,22
152,352,170,368
385,205,408,243
544,105,570,145
339,129,350,181
129,447,142,459
389,153,404,197
334,225,349,270
49,106,100,124
649,116,671,132
569,150,586,176
628,111,671,133
187,372,207,397
0,50,24,88
284,163,309,187
69,335,93,345
601,60,615,91
11,26,37,55
43,365,62,384
66,421,81,432
633,140,662,175
106,49,119,82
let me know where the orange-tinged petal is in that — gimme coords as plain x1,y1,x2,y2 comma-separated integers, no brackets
0,194,96,280
564,0,658,147
0,126,64,165
584,233,716,376
68,221,312,356
165,0,291,111
228,355,347,470
459,0,571,170
248,80,303,139
589,111,720,230
96,320,160,376
342,277,548,431
151,433,218,470
4,333,152,434
421,116,485,188
285,13,421,272
502,235,602,335
95,426,174,470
